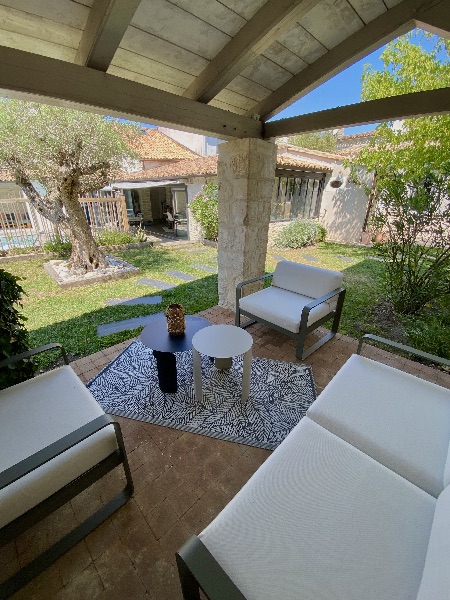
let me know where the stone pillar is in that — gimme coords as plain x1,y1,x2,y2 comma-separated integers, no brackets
218,138,276,310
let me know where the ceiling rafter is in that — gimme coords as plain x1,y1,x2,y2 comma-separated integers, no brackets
264,86,450,137
75,0,142,71
414,0,450,37
183,0,322,105
0,46,262,141
252,0,446,121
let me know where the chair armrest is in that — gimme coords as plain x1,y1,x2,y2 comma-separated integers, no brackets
301,287,346,316
0,343,69,369
0,414,117,491
357,334,450,367
236,273,273,292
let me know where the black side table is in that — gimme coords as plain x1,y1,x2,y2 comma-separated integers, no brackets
140,313,210,393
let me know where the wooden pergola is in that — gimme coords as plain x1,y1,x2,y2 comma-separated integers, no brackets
0,0,448,140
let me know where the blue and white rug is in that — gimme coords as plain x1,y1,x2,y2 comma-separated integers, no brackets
88,340,316,450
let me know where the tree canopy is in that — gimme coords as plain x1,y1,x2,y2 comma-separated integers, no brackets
0,100,140,270
350,32,450,184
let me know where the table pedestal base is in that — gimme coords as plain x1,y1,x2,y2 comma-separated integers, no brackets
153,350,177,393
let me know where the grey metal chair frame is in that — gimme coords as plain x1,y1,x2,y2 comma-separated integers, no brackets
235,273,346,360
176,535,247,600
0,344,134,599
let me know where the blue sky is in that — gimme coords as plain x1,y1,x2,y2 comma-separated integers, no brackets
272,29,440,134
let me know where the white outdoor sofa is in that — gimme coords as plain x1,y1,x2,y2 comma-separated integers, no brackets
0,344,133,599
177,335,450,600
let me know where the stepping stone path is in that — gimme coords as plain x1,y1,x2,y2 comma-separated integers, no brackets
193,264,217,273
165,270,197,281
271,254,285,261
302,255,318,262
97,314,160,337
106,296,162,307
368,255,383,262
336,255,354,262
137,278,176,290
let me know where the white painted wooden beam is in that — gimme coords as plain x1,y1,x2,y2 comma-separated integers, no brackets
264,87,450,138
0,46,262,141
252,0,443,120
414,0,450,38
75,0,142,71
183,0,321,104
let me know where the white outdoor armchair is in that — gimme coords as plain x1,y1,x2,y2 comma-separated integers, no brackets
236,260,346,359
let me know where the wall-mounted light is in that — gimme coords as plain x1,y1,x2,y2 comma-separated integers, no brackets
330,174,344,188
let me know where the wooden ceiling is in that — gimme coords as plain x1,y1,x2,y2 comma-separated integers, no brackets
0,0,448,140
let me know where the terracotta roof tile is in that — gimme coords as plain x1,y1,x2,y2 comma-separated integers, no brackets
118,154,332,181
131,129,200,161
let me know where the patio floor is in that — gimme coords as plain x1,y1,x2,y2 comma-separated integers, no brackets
5,306,450,600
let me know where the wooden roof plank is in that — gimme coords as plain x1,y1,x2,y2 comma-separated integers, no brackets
75,0,141,71
183,0,322,103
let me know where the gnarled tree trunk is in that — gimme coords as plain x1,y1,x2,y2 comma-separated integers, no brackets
58,178,108,271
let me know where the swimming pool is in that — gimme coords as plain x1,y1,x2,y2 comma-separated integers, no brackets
0,232,38,250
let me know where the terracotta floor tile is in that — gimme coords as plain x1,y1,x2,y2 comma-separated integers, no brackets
145,502,179,540
94,540,135,588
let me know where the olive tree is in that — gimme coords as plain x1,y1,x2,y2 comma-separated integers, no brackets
0,99,140,271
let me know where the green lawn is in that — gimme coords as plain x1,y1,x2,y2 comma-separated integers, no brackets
5,241,450,369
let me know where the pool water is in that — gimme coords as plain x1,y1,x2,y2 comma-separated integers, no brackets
0,232,38,250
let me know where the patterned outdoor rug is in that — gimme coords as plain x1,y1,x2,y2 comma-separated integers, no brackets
88,340,316,450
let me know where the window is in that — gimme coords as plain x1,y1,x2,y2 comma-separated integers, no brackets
271,175,325,222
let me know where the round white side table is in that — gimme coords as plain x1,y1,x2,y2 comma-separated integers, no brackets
191,324,253,403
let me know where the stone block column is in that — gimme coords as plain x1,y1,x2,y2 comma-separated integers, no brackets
217,138,276,310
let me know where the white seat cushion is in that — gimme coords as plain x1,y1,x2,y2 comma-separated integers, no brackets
239,286,333,333
416,485,450,599
199,417,435,600
272,260,343,298
307,354,450,497
0,366,117,528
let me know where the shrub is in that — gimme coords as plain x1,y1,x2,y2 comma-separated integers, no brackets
43,235,72,258
190,182,219,241
0,268,35,389
371,172,450,314
274,219,327,249
95,230,136,246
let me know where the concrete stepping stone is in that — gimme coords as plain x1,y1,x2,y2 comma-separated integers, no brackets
302,255,318,262
336,255,354,262
193,264,217,273
271,254,285,261
98,314,159,337
368,255,383,262
106,295,162,307
137,278,177,290
165,270,197,281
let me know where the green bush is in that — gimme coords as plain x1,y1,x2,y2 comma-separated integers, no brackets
95,230,136,246
190,182,219,241
404,312,450,360
43,235,72,258
274,219,327,249
0,268,35,389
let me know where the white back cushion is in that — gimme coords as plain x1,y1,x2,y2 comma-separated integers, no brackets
272,260,343,298
416,485,450,599
200,417,435,600
307,355,450,497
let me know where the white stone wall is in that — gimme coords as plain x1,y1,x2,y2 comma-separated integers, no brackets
319,166,372,244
